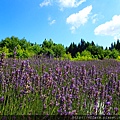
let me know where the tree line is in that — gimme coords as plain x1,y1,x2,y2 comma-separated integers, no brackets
0,36,120,60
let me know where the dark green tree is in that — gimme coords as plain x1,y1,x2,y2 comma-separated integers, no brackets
66,42,77,57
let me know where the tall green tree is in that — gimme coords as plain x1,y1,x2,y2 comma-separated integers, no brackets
66,42,77,57
86,45,104,59
42,39,54,49
104,49,112,58
52,44,65,57
32,44,41,55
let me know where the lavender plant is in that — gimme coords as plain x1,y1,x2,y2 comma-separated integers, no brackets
0,51,120,116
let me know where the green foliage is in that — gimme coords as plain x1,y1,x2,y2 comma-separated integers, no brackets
74,56,93,61
19,38,30,50
52,44,65,57
109,49,119,59
0,36,39,58
109,39,120,51
81,50,92,57
32,44,41,54
42,39,54,49
75,52,81,58
66,42,77,57
62,53,72,60
87,45,104,59
41,39,55,57
16,45,24,58
41,39,66,57
116,56,120,61
0,36,120,60
0,36,20,52
0,46,9,58
104,49,112,58
74,51,92,61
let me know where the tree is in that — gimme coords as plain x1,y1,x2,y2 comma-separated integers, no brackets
19,38,30,50
81,50,92,57
32,44,41,55
42,39,54,49
75,52,81,58
66,42,77,57
63,53,72,60
52,44,65,57
0,46,9,58
41,47,54,57
115,39,120,51
16,44,23,58
80,39,87,52
91,41,95,46
109,49,119,59
104,49,112,58
41,39,55,57
86,45,104,59
75,51,92,61
109,43,114,50
0,37,18,52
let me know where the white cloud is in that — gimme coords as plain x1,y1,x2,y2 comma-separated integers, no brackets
48,16,51,21
66,5,92,33
70,26,76,33
40,0,51,7
91,14,98,24
50,20,56,25
91,14,104,24
58,0,86,9
48,16,56,25
94,15,120,40
40,0,86,10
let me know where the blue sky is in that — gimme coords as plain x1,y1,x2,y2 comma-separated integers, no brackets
0,0,120,48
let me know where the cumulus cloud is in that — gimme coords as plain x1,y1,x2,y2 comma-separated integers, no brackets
40,0,51,7
94,15,120,40
58,0,86,9
66,5,92,33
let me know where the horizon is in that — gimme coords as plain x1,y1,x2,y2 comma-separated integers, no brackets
1,35,119,49
0,0,120,49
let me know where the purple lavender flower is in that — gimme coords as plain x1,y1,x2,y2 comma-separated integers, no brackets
83,99,86,108
81,65,86,76
105,101,111,106
0,96,4,103
114,107,118,114
107,95,112,102
43,104,47,109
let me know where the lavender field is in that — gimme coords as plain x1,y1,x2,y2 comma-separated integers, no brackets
0,53,120,116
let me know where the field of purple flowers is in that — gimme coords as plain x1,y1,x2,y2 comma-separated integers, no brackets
0,52,120,115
